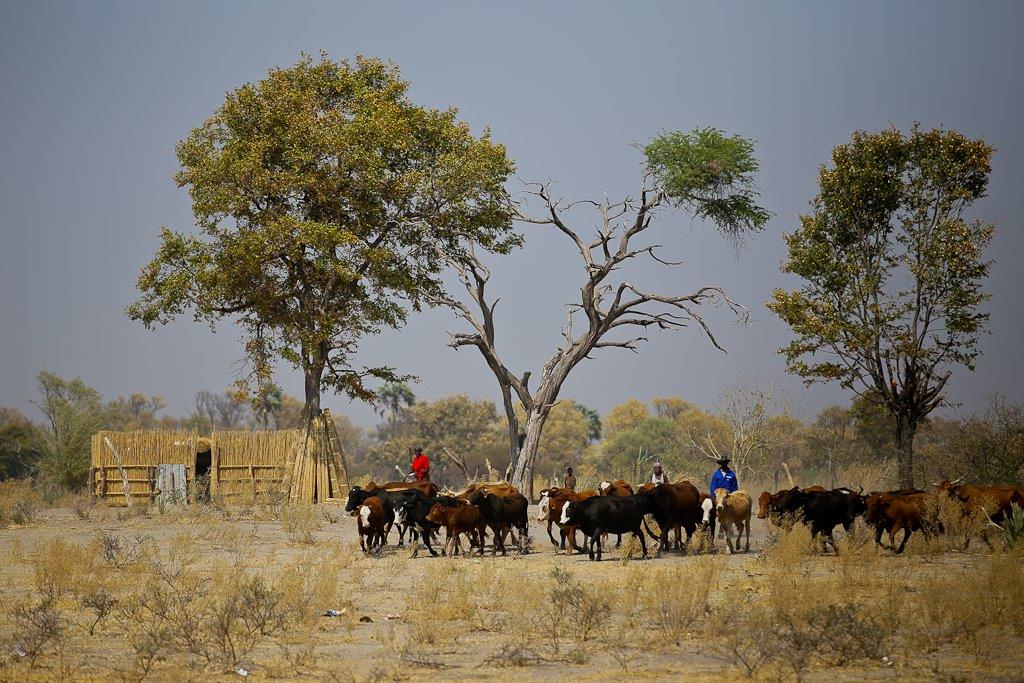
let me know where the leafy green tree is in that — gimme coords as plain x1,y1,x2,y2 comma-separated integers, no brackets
0,408,40,480
127,54,517,421
32,371,104,492
434,128,770,498
571,402,602,442
594,416,682,483
375,382,416,437
603,399,650,439
769,126,995,487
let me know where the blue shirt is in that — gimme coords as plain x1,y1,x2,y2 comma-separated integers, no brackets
710,468,738,497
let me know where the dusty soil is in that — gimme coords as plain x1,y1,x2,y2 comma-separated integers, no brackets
1,502,1022,682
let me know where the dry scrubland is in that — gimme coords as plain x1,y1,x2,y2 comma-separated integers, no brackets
1,481,1023,682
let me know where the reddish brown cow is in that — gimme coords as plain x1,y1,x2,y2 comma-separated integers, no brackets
638,481,711,552
459,482,520,499
425,503,488,556
936,478,1024,547
865,489,930,553
356,498,387,552
599,479,634,496
538,487,599,554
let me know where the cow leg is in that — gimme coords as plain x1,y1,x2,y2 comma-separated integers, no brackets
724,523,734,554
636,528,648,559
826,532,839,554
548,520,559,547
421,525,439,557
895,528,912,554
744,517,751,552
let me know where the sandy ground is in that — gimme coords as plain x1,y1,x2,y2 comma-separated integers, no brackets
1,502,1022,682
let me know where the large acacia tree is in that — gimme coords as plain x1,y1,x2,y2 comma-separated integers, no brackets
768,126,995,487
128,54,517,421
432,129,771,497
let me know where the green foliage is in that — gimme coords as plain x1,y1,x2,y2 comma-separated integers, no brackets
0,407,40,480
644,128,772,239
1003,503,1024,550
572,402,602,442
598,416,682,481
768,125,996,485
32,370,105,492
127,53,518,412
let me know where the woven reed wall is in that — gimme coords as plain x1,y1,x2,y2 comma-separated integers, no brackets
214,429,303,497
90,430,200,501
90,428,306,501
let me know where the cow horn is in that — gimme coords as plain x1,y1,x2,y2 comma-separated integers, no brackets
951,476,965,485
856,486,863,494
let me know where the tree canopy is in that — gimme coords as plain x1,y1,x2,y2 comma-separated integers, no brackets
127,54,518,418
768,125,995,486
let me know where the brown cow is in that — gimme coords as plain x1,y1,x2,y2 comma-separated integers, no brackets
638,481,711,552
459,482,520,499
425,503,488,556
599,479,634,496
935,478,1024,548
714,488,752,553
356,498,387,552
365,480,439,498
537,487,599,554
865,489,930,553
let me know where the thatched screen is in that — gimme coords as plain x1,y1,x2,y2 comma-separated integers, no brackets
90,417,349,504
90,430,201,503
214,429,302,498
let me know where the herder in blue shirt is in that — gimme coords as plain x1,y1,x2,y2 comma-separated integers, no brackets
710,457,739,538
709,457,738,498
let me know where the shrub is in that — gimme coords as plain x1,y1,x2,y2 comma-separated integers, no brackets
0,479,45,527
7,600,66,666
1001,502,1024,549
279,502,320,545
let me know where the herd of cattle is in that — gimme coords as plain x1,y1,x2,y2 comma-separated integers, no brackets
344,477,1024,560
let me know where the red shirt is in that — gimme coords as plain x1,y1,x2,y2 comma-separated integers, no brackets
411,453,430,480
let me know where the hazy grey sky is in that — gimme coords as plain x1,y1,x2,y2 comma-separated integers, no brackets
1,1,1022,427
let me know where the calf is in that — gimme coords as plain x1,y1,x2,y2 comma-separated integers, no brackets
393,491,466,556
714,487,752,553
425,503,487,557
560,495,656,561
345,486,422,546
467,490,529,555
865,489,929,553
356,498,387,552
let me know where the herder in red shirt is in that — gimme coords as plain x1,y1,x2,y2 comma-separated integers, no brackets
410,446,430,482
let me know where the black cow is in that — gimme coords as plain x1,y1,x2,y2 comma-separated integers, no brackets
345,486,422,546
774,487,867,553
466,490,529,555
393,492,467,556
559,495,657,561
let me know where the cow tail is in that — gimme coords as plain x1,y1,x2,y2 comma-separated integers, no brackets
643,516,661,542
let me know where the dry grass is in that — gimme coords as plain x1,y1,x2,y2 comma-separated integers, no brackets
1,497,1022,680
0,479,45,527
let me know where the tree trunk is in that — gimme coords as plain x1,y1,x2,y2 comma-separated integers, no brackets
302,364,323,421
508,409,549,501
895,418,917,489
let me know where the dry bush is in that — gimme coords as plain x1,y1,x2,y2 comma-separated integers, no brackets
70,491,97,520
5,599,66,667
899,551,1024,664
759,519,816,567
30,539,97,604
638,558,717,643
98,531,150,569
79,582,119,635
279,501,321,545
0,479,45,527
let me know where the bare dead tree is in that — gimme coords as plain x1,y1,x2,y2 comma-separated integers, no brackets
431,179,750,497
